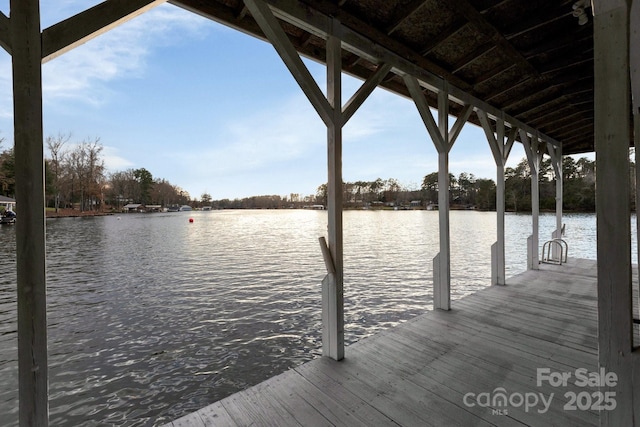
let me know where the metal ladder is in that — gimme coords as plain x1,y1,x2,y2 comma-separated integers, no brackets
541,238,568,265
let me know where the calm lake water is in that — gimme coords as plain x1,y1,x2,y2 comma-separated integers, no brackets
0,210,628,425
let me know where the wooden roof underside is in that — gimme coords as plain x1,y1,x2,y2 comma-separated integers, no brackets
168,0,606,155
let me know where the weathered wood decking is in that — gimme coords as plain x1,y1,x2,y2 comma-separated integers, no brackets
167,259,604,426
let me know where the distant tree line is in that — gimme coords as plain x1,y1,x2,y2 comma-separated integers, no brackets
0,132,617,214
0,133,193,212
218,155,597,212
420,156,597,212
503,156,596,212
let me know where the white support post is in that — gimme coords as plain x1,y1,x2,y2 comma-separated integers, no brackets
478,111,515,285
635,110,640,329
432,252,441,307
593,0,639,424
325,28,344,361
404,76,472,310
11,0,49,425
521,130,542,269
245,0,394,359
547,143,563,260
435,149,450,309
435,85,451,310
495,161,505,284
631,0,640,322
526,235,534,270
490,242,498,285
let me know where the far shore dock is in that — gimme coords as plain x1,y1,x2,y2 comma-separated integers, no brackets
167,258,606,426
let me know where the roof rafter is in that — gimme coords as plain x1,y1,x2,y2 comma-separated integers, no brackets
0,12,9,55
385,0,428,36
419,18,467,56
445,0,539,78
41,0,167,63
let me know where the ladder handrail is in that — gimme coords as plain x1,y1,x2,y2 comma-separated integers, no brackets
541,238,568,265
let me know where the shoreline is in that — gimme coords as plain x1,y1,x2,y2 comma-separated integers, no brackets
46,209,113,218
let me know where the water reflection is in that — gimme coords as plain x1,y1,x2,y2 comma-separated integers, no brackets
0,210,610,425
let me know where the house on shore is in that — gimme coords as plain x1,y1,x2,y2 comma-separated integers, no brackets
0,195,16,213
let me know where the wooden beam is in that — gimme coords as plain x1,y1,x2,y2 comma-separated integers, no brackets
451,43,496,74
538,54,593,76
405,81,473,310
418,18,467,56
521,130,541,270
325,27,344,360
406,73,449,309
435,148,451,310
477,109,500,162
342,63,392,124
521,26,593,60
635,116,640,281
41,0,167,63
11,0,49,425
384,0,427,35
546,142,562,248
504,126,517,160
632,0,640,116
447,0,539,80
259,0,561,148
403,75,445,152
478,110,514,286
503,8,573,40
435,84,451,310
635,0,640,307
244,0,333,126
0,12,10,55
448,103,473,148
473,62,518,87
485,74,533,102
593,1,638,424
438,84,449,146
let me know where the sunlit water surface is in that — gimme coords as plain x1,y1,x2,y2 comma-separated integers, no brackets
0,210,624,425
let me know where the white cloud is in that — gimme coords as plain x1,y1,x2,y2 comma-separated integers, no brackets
41,3,212,106
0,54,11,120
103,145,135,171
170,94,325,175
0,2,215,139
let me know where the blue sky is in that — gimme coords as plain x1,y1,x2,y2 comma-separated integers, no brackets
0,1,540,200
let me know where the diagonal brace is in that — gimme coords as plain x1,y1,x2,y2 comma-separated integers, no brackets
42,0,167,63
244,0,333,126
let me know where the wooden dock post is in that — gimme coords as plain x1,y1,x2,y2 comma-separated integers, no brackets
245,0,393,358
478,112,516,285
547,144,563,260
593,0,640,424
631,0,640,312
325,28,345,361
404,74,473,310
404,76,472,309
10,0,50,424
522,131,542,270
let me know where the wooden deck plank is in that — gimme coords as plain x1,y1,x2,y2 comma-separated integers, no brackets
294,359,401,426
254,372,332,427
165,258,602,427
269,369,371,427
305,356,440,426
350,316,598,425
196,401,236,426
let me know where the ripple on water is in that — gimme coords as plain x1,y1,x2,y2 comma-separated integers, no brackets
0,210,608,426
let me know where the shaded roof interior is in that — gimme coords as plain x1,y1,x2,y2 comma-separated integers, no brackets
171,0,605,155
